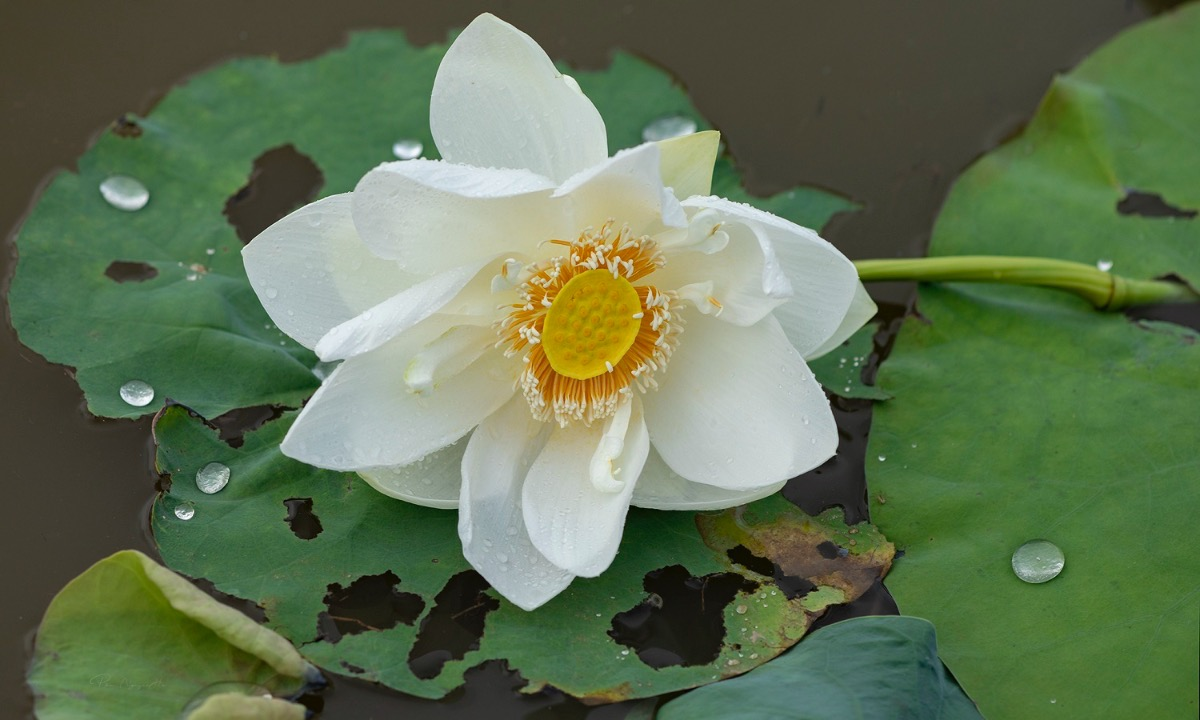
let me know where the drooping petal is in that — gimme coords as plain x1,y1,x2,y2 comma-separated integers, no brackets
242,194,420,349
801,281,878,360
280,327,519,471
644,314,837,490
655,130,720,200
522,399,650,577
681,196,860,356
313,258,494,362
431,13,608,184
656,209,793,326
632,446,786,510
352,160,564,275
459,396,573,610
357,436,468,509
555,143,687,235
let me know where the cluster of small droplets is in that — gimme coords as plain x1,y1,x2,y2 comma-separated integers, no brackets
497,221,682,426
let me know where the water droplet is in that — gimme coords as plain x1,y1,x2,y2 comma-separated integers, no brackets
1012,539,1065,583
878,455,887,462
620,649,630,656
1096,259,1114,272
641,115,698,142
185,272,199,281
735,604,748,614
497,553,509,563
99,175,149,211
392,138,424,160
195,462,231,494
174,501,196,521
265,287,279,299
119,380,155,407
205,247,216,256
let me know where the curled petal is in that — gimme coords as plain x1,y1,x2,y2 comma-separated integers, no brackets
357,436,467,509
431,13,608,184
522,400,650,577
242,194,419,350
314,258,495,362
460,396,573,610
802,281,878,360
633,447,786,510
352,160,563,275
681,196,860,356
281,328,519,471
644,314,837,490
658,210,793,326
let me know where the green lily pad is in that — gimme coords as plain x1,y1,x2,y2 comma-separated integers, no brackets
656,616,981,720
869,7,1200,718
151,406,892,701
807,322,891,400
7,30,854,421
27,550,311,720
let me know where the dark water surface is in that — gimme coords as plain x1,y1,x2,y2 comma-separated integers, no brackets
0,2,1160,717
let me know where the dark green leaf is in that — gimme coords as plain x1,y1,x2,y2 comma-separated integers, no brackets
657,616,981,720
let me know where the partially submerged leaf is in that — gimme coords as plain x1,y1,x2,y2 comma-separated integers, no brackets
656,616,981,720
151,407,892,701
27,550,311,720
870,6,1200,718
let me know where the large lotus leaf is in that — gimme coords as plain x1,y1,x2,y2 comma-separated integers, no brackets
7,30,854,421
656,616,981,720
869,7,1200,719
27,550,311,720
151,406,893,701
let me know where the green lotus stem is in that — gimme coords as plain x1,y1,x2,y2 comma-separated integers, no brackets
854,256,1200,311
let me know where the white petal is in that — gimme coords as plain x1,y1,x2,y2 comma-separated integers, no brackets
404,324,496,396
352,160,564,275
242,194,420,349
522,400,649,577
460,396,573,611
632,446,786,510
644,314,837,490
803,281,878,360
555,143,687,234
682,196,859,356
657,210,793,326
314,258,494,362
357,436,468,509
656,130,720,200
280,329,519,471
431,13,607,184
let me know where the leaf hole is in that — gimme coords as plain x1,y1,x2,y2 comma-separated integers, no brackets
407,571,499,680
283,497,324,540
315,571,425,643
1115,190,1197,219
608,565,757,669
727,545,818,600
104,260,158,283
210,404,286,448
224,144,324,244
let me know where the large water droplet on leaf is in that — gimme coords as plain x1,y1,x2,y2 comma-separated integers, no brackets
1011,539,1065,583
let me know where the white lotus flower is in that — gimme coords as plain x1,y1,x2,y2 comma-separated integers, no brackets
243,13,876,610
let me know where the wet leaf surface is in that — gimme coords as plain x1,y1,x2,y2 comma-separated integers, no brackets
27,550,311,719
870,6,1200,718
152,407,892,702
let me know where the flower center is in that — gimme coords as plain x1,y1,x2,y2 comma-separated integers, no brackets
541,268,642,380
498,221,680,426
